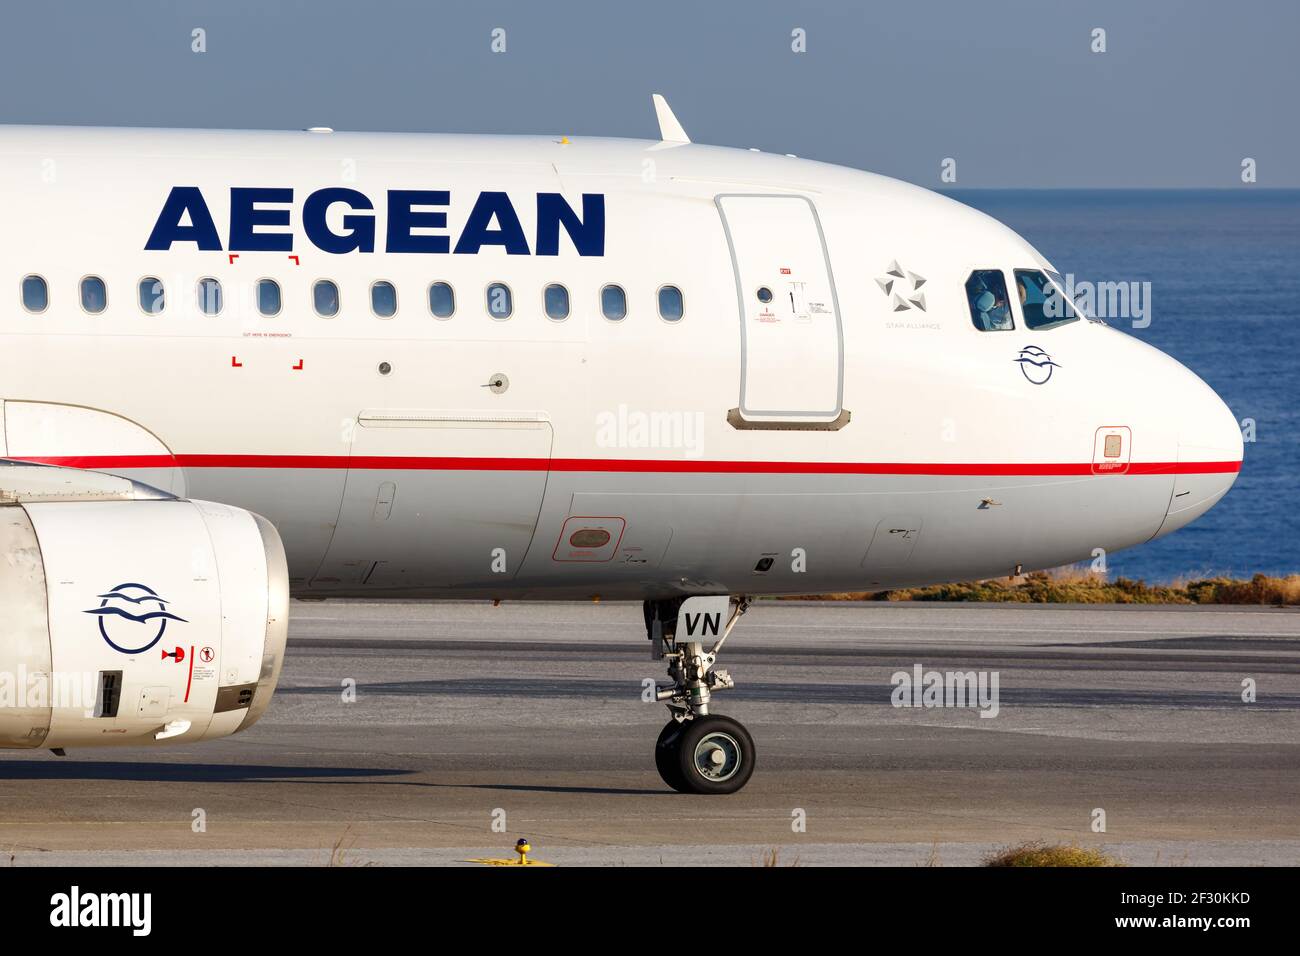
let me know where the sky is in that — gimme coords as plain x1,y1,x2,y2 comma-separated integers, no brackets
0,0,1296,188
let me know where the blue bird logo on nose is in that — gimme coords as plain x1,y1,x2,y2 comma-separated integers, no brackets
84,582,187,654
1015,345,1061,385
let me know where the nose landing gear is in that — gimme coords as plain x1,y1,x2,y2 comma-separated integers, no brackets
646,596,756,794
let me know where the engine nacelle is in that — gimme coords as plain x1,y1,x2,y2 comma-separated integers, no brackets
0,497,288,749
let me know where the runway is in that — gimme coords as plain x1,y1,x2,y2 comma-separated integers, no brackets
2,600,1299,866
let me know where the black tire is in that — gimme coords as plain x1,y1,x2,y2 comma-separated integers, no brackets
673,714,756,795
654,719,689,792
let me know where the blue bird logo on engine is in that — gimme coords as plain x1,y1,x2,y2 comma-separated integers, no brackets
1015,345,1061,385
84,583,188,655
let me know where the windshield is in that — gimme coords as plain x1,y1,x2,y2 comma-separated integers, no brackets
1016,269,1082,331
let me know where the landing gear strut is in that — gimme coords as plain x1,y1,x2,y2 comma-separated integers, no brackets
645,596,756,794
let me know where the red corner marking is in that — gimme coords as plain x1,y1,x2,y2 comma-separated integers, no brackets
292,359,304,370
288,255,300,265
231,356,242,368
228,254,239,264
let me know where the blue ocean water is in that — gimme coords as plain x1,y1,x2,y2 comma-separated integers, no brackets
949,189,1300,583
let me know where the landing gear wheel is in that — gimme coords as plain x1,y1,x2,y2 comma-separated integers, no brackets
654,719,688,792
672,715,756,795
645,597,756,793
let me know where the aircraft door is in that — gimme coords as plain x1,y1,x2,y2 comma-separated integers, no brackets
716,195,845,426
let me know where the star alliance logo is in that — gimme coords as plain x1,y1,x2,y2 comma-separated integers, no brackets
875,260,927,312
83,583,187,655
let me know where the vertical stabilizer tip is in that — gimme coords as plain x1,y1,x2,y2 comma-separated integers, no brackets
651,93,690,144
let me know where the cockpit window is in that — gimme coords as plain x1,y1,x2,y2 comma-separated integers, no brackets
1016,269,1080,331
965,270,1013,331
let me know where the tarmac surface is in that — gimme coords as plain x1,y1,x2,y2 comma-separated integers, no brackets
2,600,1298,866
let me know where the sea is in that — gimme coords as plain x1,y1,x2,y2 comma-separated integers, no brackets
949,189,1300,583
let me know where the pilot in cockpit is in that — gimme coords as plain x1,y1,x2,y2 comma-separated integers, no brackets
965,269,1016,331
973,289,1013,330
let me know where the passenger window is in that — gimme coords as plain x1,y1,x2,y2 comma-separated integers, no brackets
544,283,570,321
371,280,397,318
138,277,165,315
1015,269,1080,331
257,278,282,317
21,275,48,313
486,282,512,320
601,284,627,321
313,280,340,318
965,270,1013,331
428,281,455,319
80,276,107,314
658,285,684,321
197,277,223,316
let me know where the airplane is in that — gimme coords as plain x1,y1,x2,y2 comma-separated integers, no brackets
0,96,1243,793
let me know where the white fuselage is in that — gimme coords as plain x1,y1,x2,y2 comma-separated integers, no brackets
0,125,1243,598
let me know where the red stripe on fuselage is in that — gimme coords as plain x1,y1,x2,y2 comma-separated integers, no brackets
12,454,1243,476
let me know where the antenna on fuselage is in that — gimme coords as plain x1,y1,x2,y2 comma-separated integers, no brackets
651,93,690,144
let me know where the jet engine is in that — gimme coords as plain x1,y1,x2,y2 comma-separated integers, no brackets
0,463,288,750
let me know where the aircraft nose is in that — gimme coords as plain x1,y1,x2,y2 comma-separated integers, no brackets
1152,371,1243,540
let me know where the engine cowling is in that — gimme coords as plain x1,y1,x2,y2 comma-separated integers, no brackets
0,495,288,749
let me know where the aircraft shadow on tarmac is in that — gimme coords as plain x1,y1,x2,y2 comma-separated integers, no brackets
414,781,670,796
0,761,413,784
0,761,666,795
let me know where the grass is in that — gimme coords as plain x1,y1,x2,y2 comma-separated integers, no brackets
780,568,1300,605
753,847,802,867
321,825,377,867
983,841,1126,867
